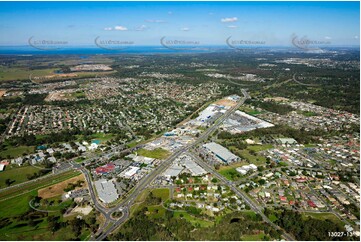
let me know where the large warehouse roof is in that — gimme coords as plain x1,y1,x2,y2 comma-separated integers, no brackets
203,142,239,163
164,163,183,177
94,179,118,204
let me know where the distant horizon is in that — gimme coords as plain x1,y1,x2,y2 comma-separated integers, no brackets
0,1,359,47
1,44,360,48
0,45,359,56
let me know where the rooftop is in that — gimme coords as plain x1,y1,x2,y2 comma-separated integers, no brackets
94,179,118,204
203,142,239,163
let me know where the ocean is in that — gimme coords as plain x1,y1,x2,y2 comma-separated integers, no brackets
0,45,231,55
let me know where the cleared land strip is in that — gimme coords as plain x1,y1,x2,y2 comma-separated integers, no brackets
0,167,72,193
0,170,81,202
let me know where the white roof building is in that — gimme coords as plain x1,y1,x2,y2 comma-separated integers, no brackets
236,167,247,175
249,164,258,170
94,179,118,204
203,142,239,163
164,164,183,178
124,166,140,179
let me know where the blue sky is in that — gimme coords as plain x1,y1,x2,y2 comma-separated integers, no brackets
0,1,359,46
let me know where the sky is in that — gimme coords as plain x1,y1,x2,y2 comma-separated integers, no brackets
0,1,359,47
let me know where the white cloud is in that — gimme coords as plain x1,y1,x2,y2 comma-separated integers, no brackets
324,36,331,40
136,25,148,31
181,27,190,31
145,19,166,23
354,36,359,39
104,27,112,31
221,17,238,23
227,25,237,28
114,25,128,31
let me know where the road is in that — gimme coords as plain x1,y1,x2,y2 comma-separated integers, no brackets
80,167,114,228
94,90,250,240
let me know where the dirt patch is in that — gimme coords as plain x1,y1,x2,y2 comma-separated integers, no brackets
264,97,289,102
45,92,67,101
0,90,6,98
38,174,87,199
214,99,237,107
32,73,78,83
45,90,78,101
71,205,93,216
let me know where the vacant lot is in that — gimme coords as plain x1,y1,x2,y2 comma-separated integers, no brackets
247,144,273,152
302,212,343,225
151,188,169,201
214,99,237,107
38,174,86,199
0,165,41,189
137,148,170,160
219,167,241,181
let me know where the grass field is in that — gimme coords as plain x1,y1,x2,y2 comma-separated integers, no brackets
0,65,116,82
71,90,86,99
247,144,273,152
0,165,41,189
223,144,269,166
219,167,242,181
238,149,267,165
0,145,35,159
240,210,258,219
151,188,169,200
137,148,170,160
130,188,170,215
126,141,139,148
302,212,343,224
238,106,264,115
241,233,266,241
147,205,166,219
35,195,74,212
90,133,116,142
218,161,247,181
0,190,37,217
173,211,214,227
130,189,152,216
0,66,57,82
75,133,115,143
130,188,214,227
